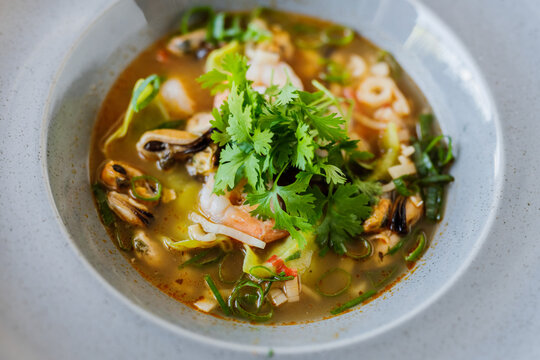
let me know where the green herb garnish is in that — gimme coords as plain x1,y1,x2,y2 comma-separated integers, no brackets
198,54,374,254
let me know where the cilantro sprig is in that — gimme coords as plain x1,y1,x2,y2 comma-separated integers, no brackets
197,53,377,252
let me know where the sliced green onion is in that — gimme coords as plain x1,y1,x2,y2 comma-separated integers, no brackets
152,119,185,130
179,248,223,269
418,113,434,143
387,228,421,256
425,185,443,221
345,238,372,260
393,176,419,197
218,251,244,284
320,60,350,84
249,266,294,282
224,15,242,39
204,274,231,315
412,142,437,178
92,183,115,226
130,175,162,202
377,50,402,79
211,12,226,41
180,6,214,34
321,25,354,46
284,250,301,262
405,232,426,262
131,74,161,113
315,268,351,297
416,174,454,185
228,279,273,322
330,289,377,315
234,297,273,322
387,237,406,255
366,266,398,289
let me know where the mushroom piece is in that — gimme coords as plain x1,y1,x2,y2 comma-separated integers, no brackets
100,160,143,191
107,191,154,227
136,128,214,169
388,195,424,235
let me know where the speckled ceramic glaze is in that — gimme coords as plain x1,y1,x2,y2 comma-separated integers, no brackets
43,0,500,353
3,0,540,359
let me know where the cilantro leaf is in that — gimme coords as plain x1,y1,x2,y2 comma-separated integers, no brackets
307,112,347,141
252,127,273,155
316,184,372,255
319,163,347,184
247,173,316,248
293,123,315,170
275,82,299,106
213,145,248,194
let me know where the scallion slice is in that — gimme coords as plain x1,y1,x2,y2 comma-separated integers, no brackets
204,274,231,315
321,25,354,46
130,74,161,112
405,232,426,262
330,289,377,315
345,238,372,260
179,248,222,269
228,279,273,322
316,268,351,297
393,176,420,197
130,175,162,202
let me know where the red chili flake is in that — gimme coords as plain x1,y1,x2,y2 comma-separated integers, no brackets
156,49,169,63
267,255,297,277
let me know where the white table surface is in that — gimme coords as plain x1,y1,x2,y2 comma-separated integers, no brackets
1,0,539,359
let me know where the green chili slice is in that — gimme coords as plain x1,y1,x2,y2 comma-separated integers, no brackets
316,268,352,297
131,74,161,112
180,6,214,34
345,238,373,260
204,274,231,315
330,289,377,315
321,25,354,46
130,175,162,202
405,232,426,262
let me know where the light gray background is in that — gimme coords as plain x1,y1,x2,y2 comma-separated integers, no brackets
0,0,538,359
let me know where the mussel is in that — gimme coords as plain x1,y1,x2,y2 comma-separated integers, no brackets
389,195,424,235
136,128,214,170
107,191,155,227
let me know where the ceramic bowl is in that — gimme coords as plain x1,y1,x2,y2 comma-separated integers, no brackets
43,0,502,354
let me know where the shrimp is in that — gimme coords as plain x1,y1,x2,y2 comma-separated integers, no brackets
198,175,289,243
246,48,304,89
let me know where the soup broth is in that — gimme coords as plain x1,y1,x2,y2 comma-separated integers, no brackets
90,8,452,324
